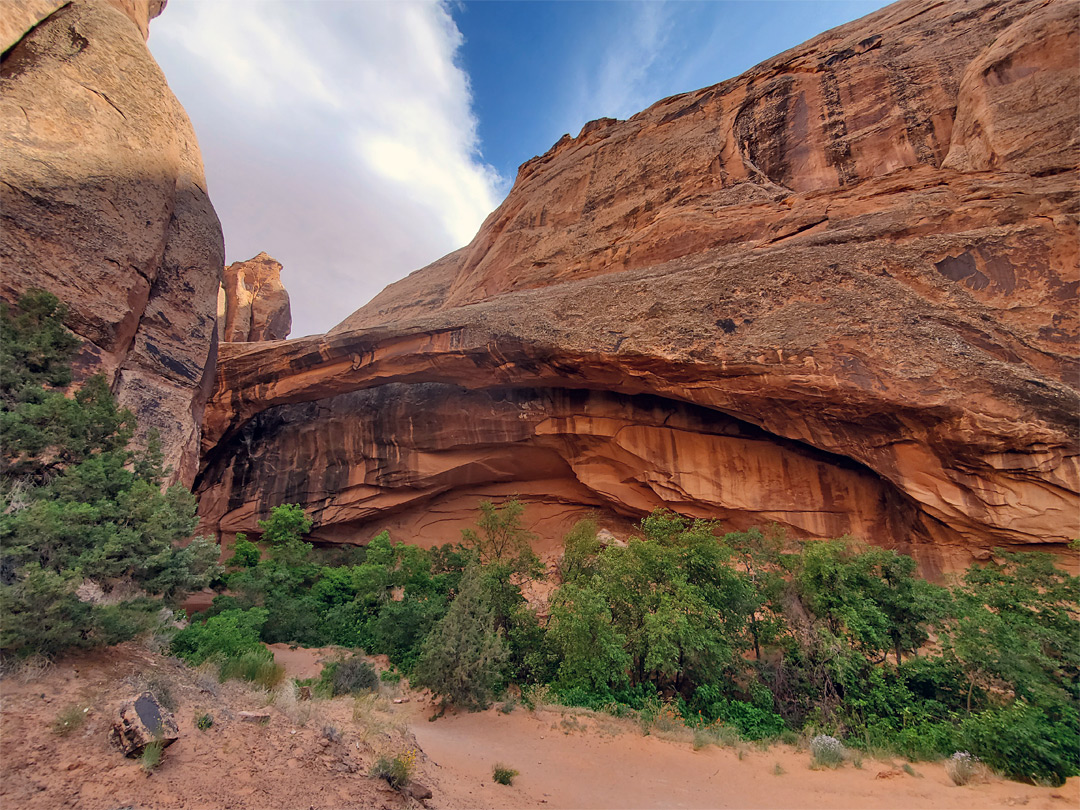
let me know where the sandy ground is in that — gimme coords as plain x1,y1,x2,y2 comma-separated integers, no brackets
0,644,419,810
406,701,1080,810
3,643,1078,810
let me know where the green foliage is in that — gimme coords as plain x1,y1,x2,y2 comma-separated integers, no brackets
462,499,537,571
945,550,1079,713
0,292,219,657
171,608,269,665
547,582,630,692
959,702,1079,786
320,655,379,696
226,534,260,568
549,511,753,699
218,648,285,689
140,738,164,772
559,519,601,581
411,560,508,709
258,504,313,566
195,713,214,731
492,764,518,785
683,684,785,740
371,750,415,789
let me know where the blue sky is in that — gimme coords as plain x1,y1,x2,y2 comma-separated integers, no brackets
455,2,891,186
150,0,891,337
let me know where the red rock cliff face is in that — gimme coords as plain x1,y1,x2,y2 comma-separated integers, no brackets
218,252,292,343
197,0,1078,573
1,0,224,486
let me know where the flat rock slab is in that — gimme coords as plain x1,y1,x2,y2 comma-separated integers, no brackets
238,711,271,723
109,692,179,757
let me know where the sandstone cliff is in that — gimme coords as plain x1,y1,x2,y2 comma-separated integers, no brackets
1,0,224,485
197,0,1078,573
218,252,292,343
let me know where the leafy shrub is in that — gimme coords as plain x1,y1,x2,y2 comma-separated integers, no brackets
171,608,269,665
320,655,379,696
371,748,416,789
380,669,402,684
225,534,260,568
959,702,1079,786
493,764,518,785
809,734,846,768
863,718,958,762
684,688,785,740
195,713,213,731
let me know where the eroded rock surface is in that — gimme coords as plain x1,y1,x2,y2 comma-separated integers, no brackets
197,0,1078,572
109,691,179,757
1,0,224,485
218,252,292,343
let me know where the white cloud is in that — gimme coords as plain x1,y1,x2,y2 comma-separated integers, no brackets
149,0,503,337
568,2,676,129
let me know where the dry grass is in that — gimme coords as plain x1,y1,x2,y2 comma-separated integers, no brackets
273,680,317,727
51,703,89,736
1,653,53,683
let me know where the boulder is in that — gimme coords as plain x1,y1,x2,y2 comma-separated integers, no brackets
405,781,433,801
108,692,179,757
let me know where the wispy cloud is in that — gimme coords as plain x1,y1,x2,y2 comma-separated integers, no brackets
149,0,503,337
568,1,676,130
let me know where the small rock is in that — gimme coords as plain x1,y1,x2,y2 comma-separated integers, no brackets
406,782,433,801
238,711,271,723
392,698,409,704
108,692,180,757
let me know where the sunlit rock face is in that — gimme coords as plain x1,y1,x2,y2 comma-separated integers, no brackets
218,252,292,343
1,0,224,485
197,0,1078,573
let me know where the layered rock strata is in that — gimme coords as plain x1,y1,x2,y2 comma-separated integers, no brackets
1,0,224,485
197,0,1079,572
218,252,292,343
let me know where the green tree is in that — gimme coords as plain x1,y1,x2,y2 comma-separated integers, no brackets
259,503,313,566
548,581,631,691
945,550,1079,713
411,559,508,710
0,291,219,657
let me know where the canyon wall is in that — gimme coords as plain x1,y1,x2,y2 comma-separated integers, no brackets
197,0,1078,572
1,0,223,485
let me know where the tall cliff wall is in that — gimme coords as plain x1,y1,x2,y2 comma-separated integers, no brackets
1,0,224,485
197,0,1078,573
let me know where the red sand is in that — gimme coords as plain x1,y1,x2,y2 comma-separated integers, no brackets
4,643,1078,810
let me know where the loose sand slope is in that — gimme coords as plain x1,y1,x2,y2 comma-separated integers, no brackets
407,702,1079,810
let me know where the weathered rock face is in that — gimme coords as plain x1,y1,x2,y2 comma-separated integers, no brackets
218,252,292,343
109,691,180,757
1,0,224,486
197,0,1078,573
